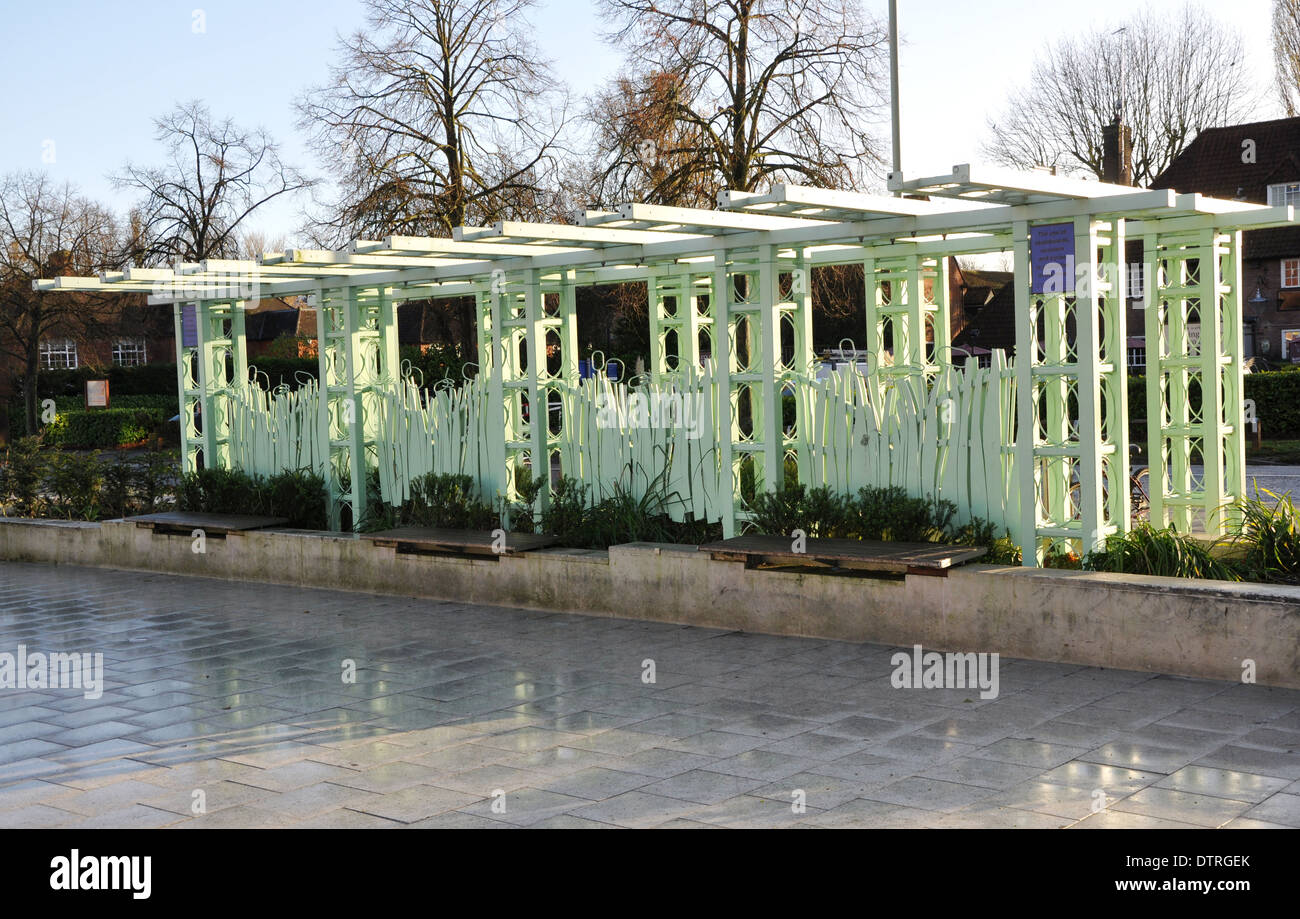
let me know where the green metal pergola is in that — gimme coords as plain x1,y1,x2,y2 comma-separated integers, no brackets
35,164,1299,564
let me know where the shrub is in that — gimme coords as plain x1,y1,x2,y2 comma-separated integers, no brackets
0,437,46,516
134,451,176,514
1130,372,1300,440
1084,522,1239,581
848,486,958,543
744,483,960,544
400,472,497,530
246,357,319,391
178,466,327,529
1230,491,1300,585
44,452,103,520
531,470,719,549
42,408,167,448
101,457,135,519
954,517,1022,566
540,476,589,541
19,363,179,399
399,343,472,389
265,469,329,530
745,484,852,537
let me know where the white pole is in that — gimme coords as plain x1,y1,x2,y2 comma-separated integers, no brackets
889,0,902,196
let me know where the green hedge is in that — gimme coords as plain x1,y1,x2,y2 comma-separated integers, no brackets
18,363,180,398
8,394,177,439
245,357,319,390
42,408,168,448
178,467,327,529
1129,371,1300,440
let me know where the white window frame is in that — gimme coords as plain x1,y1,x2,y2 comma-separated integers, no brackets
112,338,147,366
1267,182,1300,207
1283,329,1300,360
1282,258,1300,290
1127,262,1144,299
39,338,78,370
1126,346,1146,371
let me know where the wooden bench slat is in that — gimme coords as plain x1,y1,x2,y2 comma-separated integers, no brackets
125,512,289,535
365,527,560,556
699,535,986,573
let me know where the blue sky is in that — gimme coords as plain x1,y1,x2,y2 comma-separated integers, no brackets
0,0,1282,241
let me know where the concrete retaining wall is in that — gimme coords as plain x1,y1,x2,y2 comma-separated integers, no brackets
1,517,1297,688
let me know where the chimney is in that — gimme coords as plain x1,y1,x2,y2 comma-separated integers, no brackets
1102,120,1133,186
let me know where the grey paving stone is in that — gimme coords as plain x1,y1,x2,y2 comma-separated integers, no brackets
436,764,553,795
3,561,1297,829
1240,792,1300,827
0,804,78,828
258,782,384,818
1154,765,1293,804
145,780,273,816
800,799,937,828
293,808,404,828
1110,787,1253,828
347,784,482,823
864,776,1000,812
935,805,1070,829
1194,745,1300,780
982,780,1106,820
1035,761,1162,796
463,787,594,826
613,746,716,778
708,749,822,782
664,729,769,758
640,769,766,805
754,771,898,810
568,790,704,828
1068,810,1202,829
543,766,656,800
805,752,914,787
916,756,1044,790
67,804,185,829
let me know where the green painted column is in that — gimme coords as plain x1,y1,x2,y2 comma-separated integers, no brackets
173,301,200,474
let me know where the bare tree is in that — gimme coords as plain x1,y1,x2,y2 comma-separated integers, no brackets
582,69,719,208
983,5,1257,187
115,101,314,264
297,0,569,244
236,229,288,261
592,0,887,199
0,173,120,432
1277,0,1300,116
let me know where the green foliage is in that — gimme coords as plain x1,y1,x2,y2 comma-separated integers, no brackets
0,443,179,520
1130,372,1300,439
41,408,165,448
1084,522,1240,581
745,483,960,544
43,452,103,520
20,363,179,399
400,343,472,388
1230,490,1300,585
0,437,46,516
401,473,497,529
539,476,589,540
246,357,319,391
744,484,852,537
178,466,327,529
954,517,1023,565
534,471,722,549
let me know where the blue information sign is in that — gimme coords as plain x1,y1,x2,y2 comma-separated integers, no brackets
1029,223,1076,294
181,304,197,348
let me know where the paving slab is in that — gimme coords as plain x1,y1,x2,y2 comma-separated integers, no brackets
0,560,1296,828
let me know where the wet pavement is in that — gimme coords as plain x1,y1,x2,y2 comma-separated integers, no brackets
0,561,1297,828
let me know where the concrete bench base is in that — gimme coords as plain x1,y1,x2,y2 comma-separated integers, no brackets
1,518,1297,689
